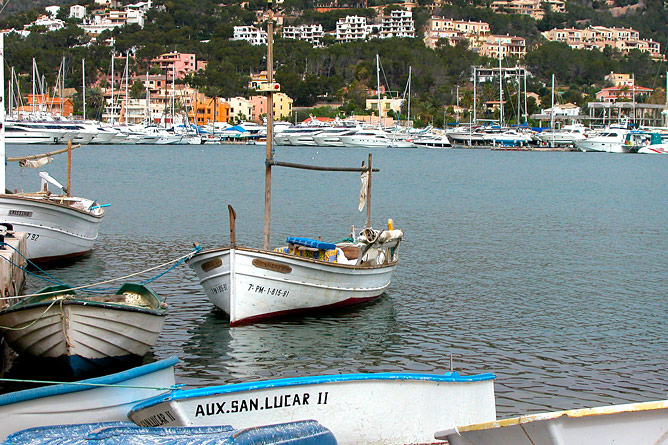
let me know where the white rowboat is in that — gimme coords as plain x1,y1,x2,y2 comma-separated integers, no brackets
438,399,668,445
129,371,496,444
0,357,177,441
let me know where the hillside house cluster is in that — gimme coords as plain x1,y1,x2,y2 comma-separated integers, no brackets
491,0,565,20
423,17,490,49
542,26,663,60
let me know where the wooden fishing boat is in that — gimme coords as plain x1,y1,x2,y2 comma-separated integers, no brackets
187,4,402,326
129,371,496,444
189,228,402,326
0,143,106,264
0,357,177,441
6,420,337,444
0,283,168,375
437,399,668,445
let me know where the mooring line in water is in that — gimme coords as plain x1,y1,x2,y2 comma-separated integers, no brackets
0,244,202,300
0,377,182,391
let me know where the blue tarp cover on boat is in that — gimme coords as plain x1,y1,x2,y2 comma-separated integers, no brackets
224,125,248,132
4,420,337,444
286,237,337,251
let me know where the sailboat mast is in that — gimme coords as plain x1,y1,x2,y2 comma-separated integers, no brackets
498,39,503,126
407,66,411,126
1,33,5,193
376,54,381,128
551,74,555,146
263,0,275,250
473,66,477,126
32,58,36,113
124,52,129,124
110,52,115,124
146,71,150,124
82,59,86,121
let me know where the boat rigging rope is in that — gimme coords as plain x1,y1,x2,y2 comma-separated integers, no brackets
0,378,182,391
0,298,61,330
0,244,202,300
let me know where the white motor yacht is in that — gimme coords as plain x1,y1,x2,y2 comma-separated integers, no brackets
339,129,395,148
536,124,590,146
4,121,77,145
412,134,452,148
446,126,486,145
312,127,359,147
481,127,532,147
575,128,631,153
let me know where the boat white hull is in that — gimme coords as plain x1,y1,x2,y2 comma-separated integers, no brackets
188,247,397,326
312,136,344,146
440,399,668,445
0,195,103,262
0,358,177,441
0,302,166,361
575,140,630,153
129,372,496,444
339,138,390,148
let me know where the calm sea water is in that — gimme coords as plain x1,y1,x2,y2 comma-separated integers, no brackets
3,143,668,417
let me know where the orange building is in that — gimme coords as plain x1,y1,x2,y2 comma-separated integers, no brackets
17,94,74,117
188,95,230,125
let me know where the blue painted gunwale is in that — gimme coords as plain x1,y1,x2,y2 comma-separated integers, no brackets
0,357,178,407
130,371,495,413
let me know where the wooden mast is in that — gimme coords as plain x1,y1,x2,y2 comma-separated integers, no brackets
263,0,274,250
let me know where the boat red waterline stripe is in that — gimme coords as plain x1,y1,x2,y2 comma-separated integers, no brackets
229,294,383,326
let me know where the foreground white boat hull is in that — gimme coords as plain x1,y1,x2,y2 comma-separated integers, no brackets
0,304,164,358
0,357,177,441
0,195,104,262
188,246,397,326
129,371,496,444
439,399,668,445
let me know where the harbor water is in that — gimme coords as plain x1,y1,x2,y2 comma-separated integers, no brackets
3,144,668,418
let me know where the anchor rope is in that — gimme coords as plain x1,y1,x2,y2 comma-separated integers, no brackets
0,244,202,300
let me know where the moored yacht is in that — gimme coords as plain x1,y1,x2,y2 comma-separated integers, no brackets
339,129,393,147
4,121,77,145
312,127,359,147
575,128,631,153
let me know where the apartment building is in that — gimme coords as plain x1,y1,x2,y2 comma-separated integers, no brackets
249,93,293,121
596,85,653,102
479,35,527,59
228,97,255,122
151,53,197,80
282,24,324,46
491,0,565,20
542,26,662,60
232,26,267,46
189,96,231,125
380,10,414,39
336,16,373,43
25,15,65,32
69,5,87,19
424,17,490,49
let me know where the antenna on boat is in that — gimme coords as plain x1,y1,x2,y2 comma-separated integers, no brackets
263,0,275,250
